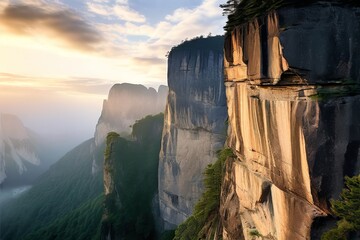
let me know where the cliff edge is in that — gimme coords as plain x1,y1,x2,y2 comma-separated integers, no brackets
221,2,360,239
158,36,228,229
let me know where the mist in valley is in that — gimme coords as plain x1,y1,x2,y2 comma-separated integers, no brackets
0,84,166,207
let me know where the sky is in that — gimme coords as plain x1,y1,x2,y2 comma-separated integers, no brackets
0,0,226,146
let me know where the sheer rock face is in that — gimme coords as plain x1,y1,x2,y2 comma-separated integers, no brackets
94,83,168,146
0,114,40,185
225,4,360,85
158,37,228,229
222,3,360,240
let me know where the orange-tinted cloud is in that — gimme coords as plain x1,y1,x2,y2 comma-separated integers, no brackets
0,3,103,51
0,72,113,96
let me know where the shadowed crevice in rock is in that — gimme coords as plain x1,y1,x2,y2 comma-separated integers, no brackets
344,141,360,177
310,216,337,240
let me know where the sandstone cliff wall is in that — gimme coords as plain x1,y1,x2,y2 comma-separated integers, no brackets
221,3,360,239
158,36,228,229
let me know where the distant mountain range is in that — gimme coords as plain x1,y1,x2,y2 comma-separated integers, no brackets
0,113,42,187
0,83,168,240
95,83,168,145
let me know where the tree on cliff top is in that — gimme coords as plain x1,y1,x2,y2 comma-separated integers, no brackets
220,0,240,15
322,175,360,240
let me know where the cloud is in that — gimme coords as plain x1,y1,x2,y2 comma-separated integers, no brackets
148,0,225,50
132,57,166,66
87,3,108,15
87,1,146,23
113,4,146,23
93,0,110,3
0,72,114,96
59,77,114,95
0,3,103,51
116,0,128,4
165,8,195,22
0,0,9,11
0,0,225,91
77,0,226,86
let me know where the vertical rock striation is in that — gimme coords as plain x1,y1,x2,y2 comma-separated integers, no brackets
158,36,228,229
221,3,360,240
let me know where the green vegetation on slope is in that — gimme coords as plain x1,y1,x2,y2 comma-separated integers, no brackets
310,83,360,101
105,132,120,160
101,113,164,240
0,139,104,240
322,175,360,240
169,35,224,56
23,195,104,240
174,148,234,240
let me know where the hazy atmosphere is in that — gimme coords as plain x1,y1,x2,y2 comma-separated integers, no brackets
0,0,225,140
2,1,357,240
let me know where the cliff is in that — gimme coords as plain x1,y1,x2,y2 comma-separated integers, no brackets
158,36,228,229
101,114,164,240
94,83,167,146
0,114,40,186
220,2,360,239
0,84,167,240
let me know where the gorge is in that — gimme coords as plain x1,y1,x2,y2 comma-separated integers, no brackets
1,1,360,240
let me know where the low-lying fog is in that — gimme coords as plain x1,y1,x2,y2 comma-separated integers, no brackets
0,186,32,206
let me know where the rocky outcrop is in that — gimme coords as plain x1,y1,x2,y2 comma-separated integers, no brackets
94,83,167,146
221,3,360,240
101,115,164,240
158,36,228,229
0,114,40,185
92,83,167,175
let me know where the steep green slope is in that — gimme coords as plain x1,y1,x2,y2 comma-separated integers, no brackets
0,139,104,240
0,113,165,240
23,195,104,240
101,113,164,240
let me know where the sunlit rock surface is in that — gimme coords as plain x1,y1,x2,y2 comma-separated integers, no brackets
158,36,228,229
0,114,40,185
221,3,360,240
94,83,168,146
225,4,360,85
